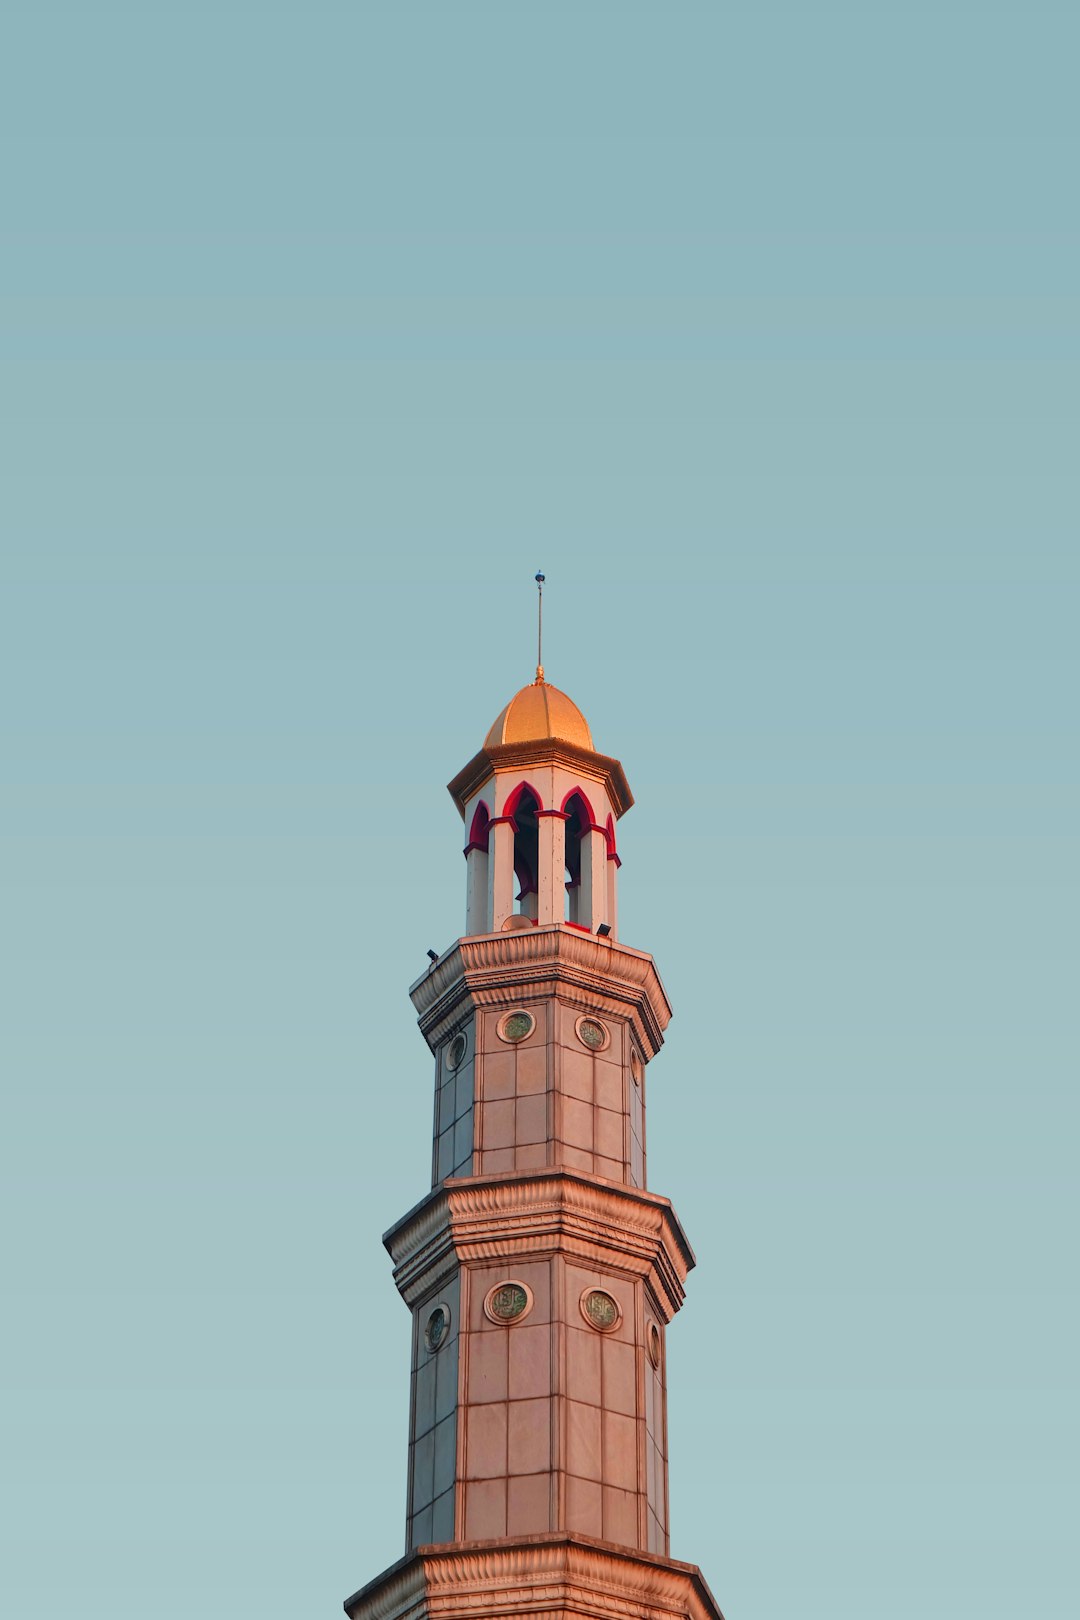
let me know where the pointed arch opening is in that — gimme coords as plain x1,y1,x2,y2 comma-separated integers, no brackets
507,784,541,920
563,791,591,925
467,800,491,854
464,800,491,934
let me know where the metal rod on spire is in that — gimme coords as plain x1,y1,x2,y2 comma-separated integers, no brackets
535,572,545,682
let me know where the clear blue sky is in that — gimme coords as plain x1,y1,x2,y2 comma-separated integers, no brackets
2,5,1077,1618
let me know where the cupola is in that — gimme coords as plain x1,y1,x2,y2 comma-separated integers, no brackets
448,674,631,938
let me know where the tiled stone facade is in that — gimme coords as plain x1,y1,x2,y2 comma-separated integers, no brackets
390,1169,688,1558
347,679,722,1620
432,992,647,1191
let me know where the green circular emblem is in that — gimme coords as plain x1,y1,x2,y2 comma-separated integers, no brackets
489,1284,529,1321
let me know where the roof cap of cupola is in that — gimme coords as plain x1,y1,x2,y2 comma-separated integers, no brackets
447,674,634,820
484,677,593,751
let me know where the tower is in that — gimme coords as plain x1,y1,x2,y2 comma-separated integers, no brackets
345,673,724,1620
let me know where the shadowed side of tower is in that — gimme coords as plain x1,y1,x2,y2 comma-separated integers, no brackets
345,675,724,1620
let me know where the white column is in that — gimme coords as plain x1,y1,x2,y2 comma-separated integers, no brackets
579,827,608,934
488,818,515,932
605,851,619,939
536,811,566,925
465,846,489,934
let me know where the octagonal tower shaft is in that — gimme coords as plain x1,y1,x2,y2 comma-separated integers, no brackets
346,678,723,1620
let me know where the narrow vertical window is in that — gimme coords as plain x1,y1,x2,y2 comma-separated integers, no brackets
563,793,588,924
508,786,540,920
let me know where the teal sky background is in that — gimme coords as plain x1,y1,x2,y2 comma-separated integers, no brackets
2,4,1077,1618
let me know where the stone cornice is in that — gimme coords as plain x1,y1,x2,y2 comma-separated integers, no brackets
345,1534,726,1620
410,929,672,1059
383,1172,696,1323
447,741,634,822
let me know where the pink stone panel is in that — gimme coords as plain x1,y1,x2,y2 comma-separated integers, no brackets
412,1428,435,1510
630,1134,645,1188
560,1048,593,1103
595,1155,622,1182
516,1260,552,1322
565,1399,602,1483
508,1323,551,1401
482,1049,515,1100
560,1144,594,1173
602,1409,638,1491
564,1472,603,1538
431,1486,455,1543
557,1002,580,1044
561,1095,593,1152
507,1397,551,1474
481,1148,515,1174
435,1339,458,1423
563,1263,601,1318
467,1267,507,1332
507,1470,551,1535
601,1337,637,1418
515,1044,547,1095
515,1142,548,1170
413,1358,436,1436
594,1107,624,1163
411,1503,433,1546
432,1415,455,1498
594,1064,623,1114
516,1093,548,1145
652,1440,667,1528
467,1331,508,1404
482,1099,516,1150
480,1014,509,1055
465,1402,507,1480
464,1478,506,1540
565,1325,601,1406
602,1484,639,1548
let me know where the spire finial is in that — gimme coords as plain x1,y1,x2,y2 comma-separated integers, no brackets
534,571,545,683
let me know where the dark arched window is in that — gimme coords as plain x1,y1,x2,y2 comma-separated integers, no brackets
563,792,591,925
467,800,491,854
505,784,541,919
464,800,491,934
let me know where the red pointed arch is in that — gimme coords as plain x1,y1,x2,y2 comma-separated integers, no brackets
464,799,491,856
559,785,596,824
503,781,545,823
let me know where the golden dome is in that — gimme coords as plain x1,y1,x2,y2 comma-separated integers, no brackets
484,678,594,751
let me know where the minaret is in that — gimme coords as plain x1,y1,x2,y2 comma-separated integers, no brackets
345,672,724,1620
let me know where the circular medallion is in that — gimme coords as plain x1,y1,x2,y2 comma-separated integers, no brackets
648,1321,662,1369
498,1011,535,1044
424,1304,451,1353
575,1015,609,1053
447,1034,467,1069
630,1048,643,1085
484,1280,533,1324
580,1287,622,1332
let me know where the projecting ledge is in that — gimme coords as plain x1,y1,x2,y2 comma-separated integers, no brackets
409,927,672,1059
383,1171,696,1321
344,1533,726,1620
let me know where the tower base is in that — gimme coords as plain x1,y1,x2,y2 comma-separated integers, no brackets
344,1535,724,1620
